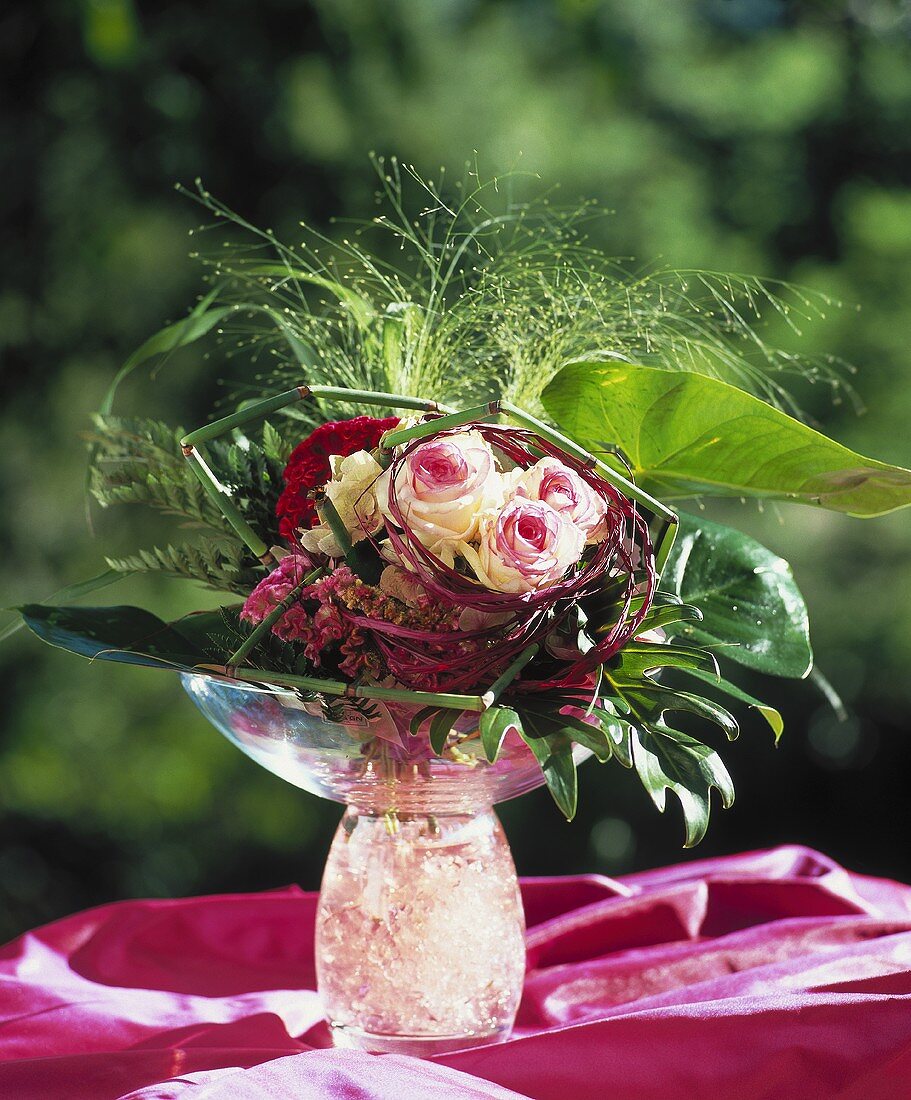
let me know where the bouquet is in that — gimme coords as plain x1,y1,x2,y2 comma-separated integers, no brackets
16,161,911,847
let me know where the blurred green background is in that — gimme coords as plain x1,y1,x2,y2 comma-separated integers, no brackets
2,0,910,942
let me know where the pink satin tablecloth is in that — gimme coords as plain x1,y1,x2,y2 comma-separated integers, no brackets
2,845,911,1098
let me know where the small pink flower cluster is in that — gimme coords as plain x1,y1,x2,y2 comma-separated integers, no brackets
241,559,377,677
241,558,463,680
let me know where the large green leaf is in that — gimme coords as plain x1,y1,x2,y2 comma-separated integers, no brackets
631,723,735,848
542,362,911,517
663,514,812,678
1,569,123,645
17,604,212,671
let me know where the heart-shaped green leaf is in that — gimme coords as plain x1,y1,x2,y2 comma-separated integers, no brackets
542,362,911,517
663,514,812,678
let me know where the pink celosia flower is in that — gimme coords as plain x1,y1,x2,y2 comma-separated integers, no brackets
241,555,313,624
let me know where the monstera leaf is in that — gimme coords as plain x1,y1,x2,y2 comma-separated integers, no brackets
542,362,911,517
662,513,813,678
630,723,735,848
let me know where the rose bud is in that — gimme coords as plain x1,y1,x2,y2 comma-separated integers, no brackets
515,457,611,543
466,496,586,593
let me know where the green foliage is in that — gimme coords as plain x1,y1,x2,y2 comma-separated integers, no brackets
674,668,783,742
88,414,294,593
0,570,122,645
105,541,262,597
428,709,461,756
663,513,813,678
629,724,734,849
542,362,911,517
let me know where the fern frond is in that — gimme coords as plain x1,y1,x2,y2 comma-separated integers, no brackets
88,414,292,551
105,540,263,595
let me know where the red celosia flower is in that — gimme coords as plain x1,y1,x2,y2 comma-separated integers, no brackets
276,415,399,541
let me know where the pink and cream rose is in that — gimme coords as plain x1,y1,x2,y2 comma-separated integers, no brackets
378,430,505,557
515,457,611,543
299,449,385,558
465,496,585,593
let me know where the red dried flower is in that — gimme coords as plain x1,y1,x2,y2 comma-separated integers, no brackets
276,415,399,541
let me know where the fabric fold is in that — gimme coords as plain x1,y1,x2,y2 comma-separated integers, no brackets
1,846,909,1099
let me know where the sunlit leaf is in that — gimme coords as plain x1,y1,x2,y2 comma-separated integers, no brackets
515,703,613,762
542,362,911,517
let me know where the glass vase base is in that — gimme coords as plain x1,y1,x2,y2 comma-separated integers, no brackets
316,806,526,1058
329,1023,512,1057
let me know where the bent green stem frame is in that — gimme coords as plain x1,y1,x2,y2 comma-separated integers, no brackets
223,666,488,713
226,565,326,672
179,385,456,565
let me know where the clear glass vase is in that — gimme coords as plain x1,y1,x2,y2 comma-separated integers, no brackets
181,672,588,1055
